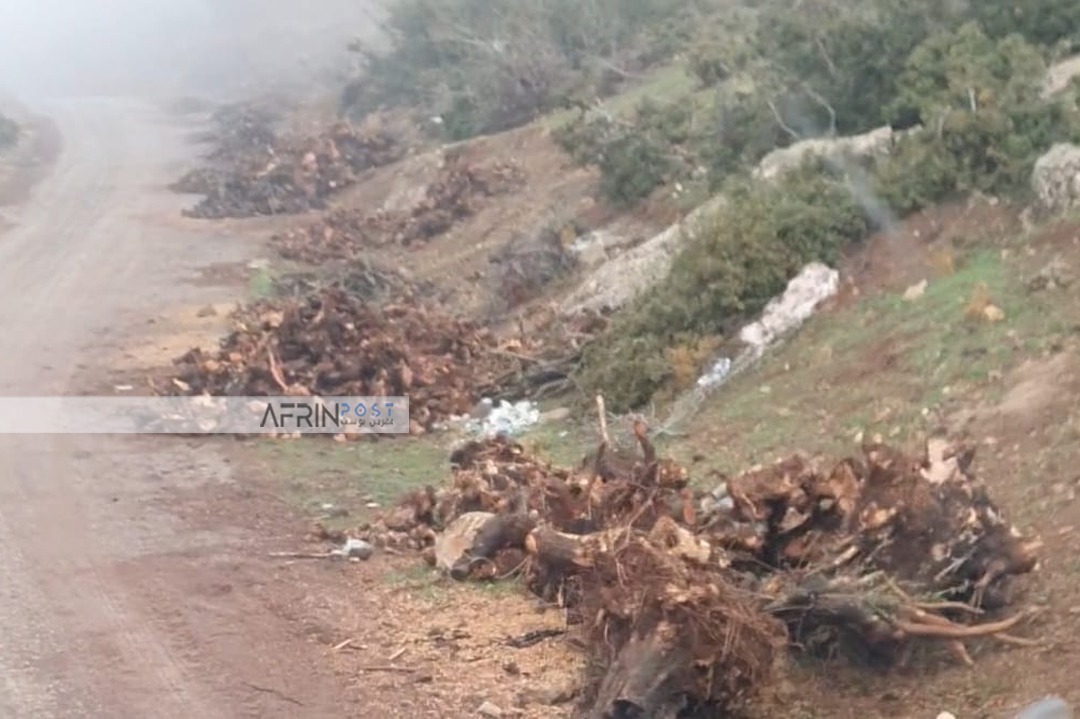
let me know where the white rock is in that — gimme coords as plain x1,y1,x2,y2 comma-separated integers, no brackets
342,538,374,560
754,126,898,183
561,196,726,316
1033,143,1080,214
1044,54,1080,98
1016,697,1072,719
477,700,503,718
738,263,840,353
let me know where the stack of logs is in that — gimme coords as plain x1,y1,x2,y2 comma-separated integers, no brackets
271,154,525,263
358,414,1041,718
163,285,527,432
172,117,405,219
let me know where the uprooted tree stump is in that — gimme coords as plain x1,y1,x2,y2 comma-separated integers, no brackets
527,522,783,719
357,428,1042,718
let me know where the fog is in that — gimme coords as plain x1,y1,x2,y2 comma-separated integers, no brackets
0,0,384,102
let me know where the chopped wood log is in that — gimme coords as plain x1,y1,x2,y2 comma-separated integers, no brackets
450,514,537,580
525,527,603,571
354,430,1042,717
470,513,537,559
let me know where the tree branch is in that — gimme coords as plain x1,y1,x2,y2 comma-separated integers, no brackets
814,35,839,79
800,83,837,136
766,100,801,141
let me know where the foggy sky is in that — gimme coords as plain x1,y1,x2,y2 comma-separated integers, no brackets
0,0,383,101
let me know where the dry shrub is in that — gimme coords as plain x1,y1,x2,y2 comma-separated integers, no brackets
666,336,723,392
963,282,993,322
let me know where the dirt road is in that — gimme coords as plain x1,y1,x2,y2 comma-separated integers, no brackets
0,99,354,717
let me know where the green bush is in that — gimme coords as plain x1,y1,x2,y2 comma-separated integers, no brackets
576,163,869,411
0,113,18,149
968,0,1080,51
876,24,1080,212
342,0,719,140
569,3,1080,411
685,7,762,87
554,88,790,206
752,1,955,134
558,0,1080,211
554,98,698,206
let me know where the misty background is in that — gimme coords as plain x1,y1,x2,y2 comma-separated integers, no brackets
0,0,384,101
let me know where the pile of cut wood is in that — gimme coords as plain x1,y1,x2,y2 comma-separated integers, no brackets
271,154,525,263
172,112,404,219
486,222,579,314
357,417,1041,718
162,284,526,431
198,102,279,163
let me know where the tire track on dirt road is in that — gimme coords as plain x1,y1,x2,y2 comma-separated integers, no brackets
0,99,351,718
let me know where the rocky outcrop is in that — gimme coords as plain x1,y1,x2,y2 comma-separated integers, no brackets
560,196,725,315
560,124,902,317
1033,143,1080,214
1044,54,1080,98
753,125,899,182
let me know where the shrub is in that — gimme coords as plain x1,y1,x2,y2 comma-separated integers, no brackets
554,98,699,206
570,3,1080,410
752,1,954,135
555,87,790,206
685,7,762,88
667,336,723,391
342,0,719,140
968,0,1080,51
576,163,869,411
876,25,1080,212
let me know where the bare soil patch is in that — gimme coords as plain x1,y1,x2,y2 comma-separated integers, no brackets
833,198,1022,309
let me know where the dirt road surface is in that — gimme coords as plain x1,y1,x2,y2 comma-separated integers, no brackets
0,99,354,717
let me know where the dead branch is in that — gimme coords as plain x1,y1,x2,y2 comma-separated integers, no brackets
799,83,837,136
267,551,335,559
596,394,610,445
894,611,1028,639
766,99,801,141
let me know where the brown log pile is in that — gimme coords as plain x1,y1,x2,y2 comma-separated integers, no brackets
195,102,279,164
271,154,525,263
356,423,1041,718
160,284,528,431
171,114,405,219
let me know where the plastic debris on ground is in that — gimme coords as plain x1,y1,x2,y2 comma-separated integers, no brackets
1016,697,1072,719
696,356,732,390
461,399,542,438
665,262,841,430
